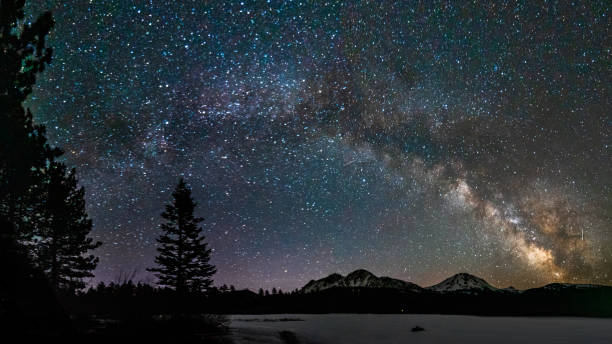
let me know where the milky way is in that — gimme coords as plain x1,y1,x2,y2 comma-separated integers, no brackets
25,1,610,290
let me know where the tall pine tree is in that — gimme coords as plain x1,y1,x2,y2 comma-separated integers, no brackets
0,1,72,332
1,0,100,293
0,0,61,244
37,161,102,291
148,178,216,294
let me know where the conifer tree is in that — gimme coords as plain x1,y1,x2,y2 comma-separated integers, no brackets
0,0,61,243
148,178,216,294
0,0,71,330
37,161,102,291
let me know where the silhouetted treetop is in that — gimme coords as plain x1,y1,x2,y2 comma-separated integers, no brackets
148,178,216,294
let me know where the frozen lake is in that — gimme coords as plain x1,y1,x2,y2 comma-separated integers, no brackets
228,314,612,344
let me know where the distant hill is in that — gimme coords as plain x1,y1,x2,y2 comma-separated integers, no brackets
301,269,608,295
302,269,423,293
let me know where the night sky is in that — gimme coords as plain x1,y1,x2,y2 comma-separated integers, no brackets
25,1,610,291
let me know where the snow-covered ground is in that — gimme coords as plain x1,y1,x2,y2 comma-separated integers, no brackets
228,314,612,344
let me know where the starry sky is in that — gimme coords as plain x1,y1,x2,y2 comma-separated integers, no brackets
25,1,610,291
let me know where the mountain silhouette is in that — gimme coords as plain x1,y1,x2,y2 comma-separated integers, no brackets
302,269,423,293
302,269,607,295
426,272,497,292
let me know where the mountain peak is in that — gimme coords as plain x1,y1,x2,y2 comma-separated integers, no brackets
427,272,497,292
346,269,375,279
302,269,423,293
343,269,376,287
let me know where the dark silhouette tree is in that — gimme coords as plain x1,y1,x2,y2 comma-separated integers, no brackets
37,161,101,291
0,1,70,335
148,178,216,294
0,0,61,245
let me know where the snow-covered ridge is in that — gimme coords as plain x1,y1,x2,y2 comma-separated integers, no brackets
301,270,610,294
302,270,494,294
302,273,344,293
426,272,497,292
302,269,422,293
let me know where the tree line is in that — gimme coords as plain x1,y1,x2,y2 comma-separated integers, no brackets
1,0,215,298
1,0,99,293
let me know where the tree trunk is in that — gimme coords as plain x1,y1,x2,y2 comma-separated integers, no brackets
51,231,58,290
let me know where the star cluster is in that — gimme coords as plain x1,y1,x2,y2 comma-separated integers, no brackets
26,1,610,290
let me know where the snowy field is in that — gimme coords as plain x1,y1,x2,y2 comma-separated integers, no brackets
228,314,612,344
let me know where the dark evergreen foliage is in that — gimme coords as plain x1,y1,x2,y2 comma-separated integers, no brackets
37,162,102,291
0,0,54,105
148,178,216,294
0,0,60,244
0,216,71,336
1,0,100,292
0,3,72,335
